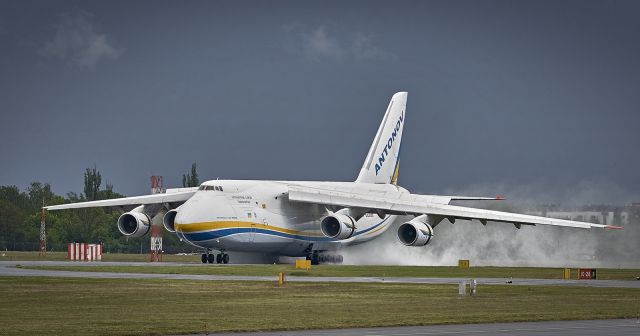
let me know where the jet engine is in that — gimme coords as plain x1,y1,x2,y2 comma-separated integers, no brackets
163,209,178,233
320,212,356,240
397,215,434,246
117,205,151,238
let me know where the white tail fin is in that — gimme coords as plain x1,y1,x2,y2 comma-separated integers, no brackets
356,92,407,184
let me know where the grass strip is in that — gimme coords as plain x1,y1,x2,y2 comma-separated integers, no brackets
18,264,640,281
0,276,639,336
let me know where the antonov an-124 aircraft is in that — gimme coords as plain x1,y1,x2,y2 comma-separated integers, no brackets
45,92,621,264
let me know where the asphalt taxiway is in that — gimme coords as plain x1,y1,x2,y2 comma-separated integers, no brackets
196,319,640,336
1,260,640,288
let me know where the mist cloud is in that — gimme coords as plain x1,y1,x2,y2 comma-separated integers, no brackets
343,181,640,268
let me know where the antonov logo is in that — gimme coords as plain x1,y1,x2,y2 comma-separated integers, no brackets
374,112,404,175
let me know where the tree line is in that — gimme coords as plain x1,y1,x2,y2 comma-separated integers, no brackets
0,164,200,253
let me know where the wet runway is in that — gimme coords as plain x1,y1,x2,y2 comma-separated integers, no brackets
1,261,640,288
195,319,640,336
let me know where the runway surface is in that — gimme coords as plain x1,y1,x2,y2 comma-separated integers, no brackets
197,319,640,336
2,261,640,288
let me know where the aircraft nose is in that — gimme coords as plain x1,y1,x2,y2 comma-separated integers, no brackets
173,191,233,230
174,196,202,227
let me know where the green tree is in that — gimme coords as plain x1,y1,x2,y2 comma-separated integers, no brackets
0,199,27,244
97,183,123,201
0,167,200,253
27,182,56,209
182,163,199,187
83,165,102,201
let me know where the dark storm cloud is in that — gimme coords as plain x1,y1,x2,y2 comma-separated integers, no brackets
284,23,396,61
0,0,639,203
40,9,124,67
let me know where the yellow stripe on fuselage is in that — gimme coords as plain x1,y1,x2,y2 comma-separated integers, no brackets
174,221,324,237
366,222,387,236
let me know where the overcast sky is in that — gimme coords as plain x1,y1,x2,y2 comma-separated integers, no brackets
1,0,639,203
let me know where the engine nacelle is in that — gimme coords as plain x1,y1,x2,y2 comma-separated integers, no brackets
320,213,356,240
397,216,434,246
163,209,178,233
117,206,151,238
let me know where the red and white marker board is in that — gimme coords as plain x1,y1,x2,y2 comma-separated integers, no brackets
67,243,102,261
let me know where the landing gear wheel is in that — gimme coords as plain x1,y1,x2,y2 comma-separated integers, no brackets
207,254,215,264
222,254,230,264
216,253,223,264
311,253,319,265
337,255,344,263
201,254,207,264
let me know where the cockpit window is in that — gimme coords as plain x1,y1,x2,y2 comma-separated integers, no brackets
200,185,223,191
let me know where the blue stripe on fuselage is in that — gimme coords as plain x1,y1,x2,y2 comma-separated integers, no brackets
183,217,391,242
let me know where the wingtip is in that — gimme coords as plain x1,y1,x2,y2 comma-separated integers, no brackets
496,195,506,200
605,225,623,230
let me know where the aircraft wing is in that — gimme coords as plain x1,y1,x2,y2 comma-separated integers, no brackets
44,188,197,211
288,187,621,230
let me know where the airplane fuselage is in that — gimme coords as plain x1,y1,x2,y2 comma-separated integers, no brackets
44,92,615,265
173,180,402,257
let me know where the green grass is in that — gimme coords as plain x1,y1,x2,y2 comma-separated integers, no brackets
0,277,638,336
18,264,640,281
0,251,200,263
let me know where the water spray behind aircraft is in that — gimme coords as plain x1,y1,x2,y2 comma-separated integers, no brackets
343,181,640,268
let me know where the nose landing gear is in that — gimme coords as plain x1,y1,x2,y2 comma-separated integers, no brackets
201,252,217,264
201,250,228,264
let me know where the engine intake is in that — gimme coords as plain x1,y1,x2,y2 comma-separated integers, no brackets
163,209,178,233
397,216,434,246
117,206,151,237
320,213,356,240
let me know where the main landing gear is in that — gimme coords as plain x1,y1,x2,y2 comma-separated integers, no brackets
216,253,230,264
201,251,229,264
307,251,343,265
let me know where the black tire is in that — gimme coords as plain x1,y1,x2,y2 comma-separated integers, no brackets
223,254,230,264
201,254,207,264
216,253,223,264
207,253,215,264
311,254,319,265
337,255,344,263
